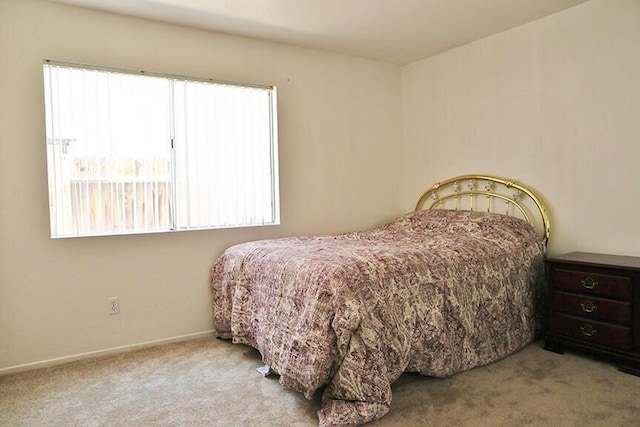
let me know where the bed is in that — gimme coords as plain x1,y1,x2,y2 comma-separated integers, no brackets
210,174,550,426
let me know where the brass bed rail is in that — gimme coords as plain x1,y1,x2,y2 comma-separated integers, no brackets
415,174,550,246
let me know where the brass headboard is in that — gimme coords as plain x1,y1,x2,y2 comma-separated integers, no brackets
415,174,550,246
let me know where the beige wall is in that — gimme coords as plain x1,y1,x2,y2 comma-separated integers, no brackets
2,0,639,373
402,0,640,257
0,0,403,371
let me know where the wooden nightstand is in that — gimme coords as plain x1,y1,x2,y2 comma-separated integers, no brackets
544,252,640,376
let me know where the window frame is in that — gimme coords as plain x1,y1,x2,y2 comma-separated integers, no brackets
43,60,280,238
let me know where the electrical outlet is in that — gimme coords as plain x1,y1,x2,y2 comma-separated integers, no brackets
107,297,119,315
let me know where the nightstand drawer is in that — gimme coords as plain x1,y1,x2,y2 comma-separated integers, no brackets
552,269,632,300
552,291,632,325
551,313,632,351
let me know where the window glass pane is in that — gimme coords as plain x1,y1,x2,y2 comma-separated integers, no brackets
173,81,277,229
43,61,279,238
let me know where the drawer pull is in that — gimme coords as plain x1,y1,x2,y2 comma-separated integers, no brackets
581,277,599,290
580,300,598,313
580,324,598,337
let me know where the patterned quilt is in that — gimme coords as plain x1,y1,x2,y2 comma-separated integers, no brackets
210,210,545,426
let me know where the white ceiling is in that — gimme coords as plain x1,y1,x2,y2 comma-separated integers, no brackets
48,0,589,65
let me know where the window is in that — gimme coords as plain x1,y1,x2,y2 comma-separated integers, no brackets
43,61,279,238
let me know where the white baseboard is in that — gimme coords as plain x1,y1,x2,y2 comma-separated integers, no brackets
0,330,214,376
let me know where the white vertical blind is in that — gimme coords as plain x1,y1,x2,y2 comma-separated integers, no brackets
43,61,279,238
173,81,277,229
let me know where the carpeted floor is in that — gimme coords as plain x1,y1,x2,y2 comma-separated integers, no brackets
1,337,639,426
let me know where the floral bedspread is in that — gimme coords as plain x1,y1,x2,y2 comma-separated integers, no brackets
210,210,545,426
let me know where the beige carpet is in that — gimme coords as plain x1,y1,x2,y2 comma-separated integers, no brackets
1,338,639,426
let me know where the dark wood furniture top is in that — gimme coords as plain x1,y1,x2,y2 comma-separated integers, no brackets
546,252,640,270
